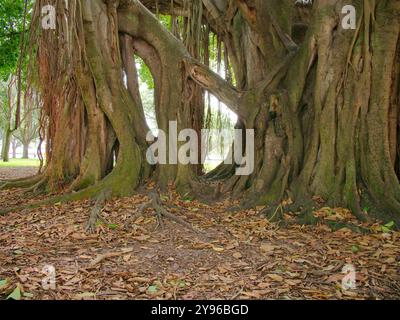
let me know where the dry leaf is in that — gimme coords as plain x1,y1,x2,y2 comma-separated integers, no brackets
233,252,242,259
267,274,283,282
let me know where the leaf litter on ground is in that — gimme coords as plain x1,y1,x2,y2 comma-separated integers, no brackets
0,174,399,300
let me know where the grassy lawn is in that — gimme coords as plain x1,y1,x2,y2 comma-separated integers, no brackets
0,159,40,167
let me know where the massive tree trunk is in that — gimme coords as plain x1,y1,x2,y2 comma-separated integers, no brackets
200,0,400,223
3,0,399,224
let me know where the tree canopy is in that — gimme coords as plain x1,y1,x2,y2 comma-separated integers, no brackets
0,0,26,80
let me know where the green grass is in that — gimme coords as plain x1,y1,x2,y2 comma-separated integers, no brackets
0,159,40,167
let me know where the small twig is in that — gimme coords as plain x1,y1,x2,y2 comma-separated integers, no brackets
230,286,245,300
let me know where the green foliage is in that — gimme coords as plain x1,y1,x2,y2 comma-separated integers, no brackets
137,56,154,90
107,223,119,230
381,221,395,233
0,279,7,288
0,0,27,80
158,15,171,29
147,285,158,293
7,285,21,300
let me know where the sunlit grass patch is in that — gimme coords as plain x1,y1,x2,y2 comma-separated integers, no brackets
0,159,40,167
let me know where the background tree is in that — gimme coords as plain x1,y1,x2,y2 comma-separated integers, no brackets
0,76,16,162
12,94,40,159
0,0,30,162
10,137,21,159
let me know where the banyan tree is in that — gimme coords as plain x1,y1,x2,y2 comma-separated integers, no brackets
1,0,400,225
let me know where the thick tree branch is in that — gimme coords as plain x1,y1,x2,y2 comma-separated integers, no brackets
118,0,245,118
184,58,244,118
235,0,297,53
201,0,224,20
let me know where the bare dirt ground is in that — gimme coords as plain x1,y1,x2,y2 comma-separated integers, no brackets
0,168,399,300
0,167,38,180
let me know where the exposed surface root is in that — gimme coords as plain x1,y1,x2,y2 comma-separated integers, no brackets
0,183,103,216
125,190,202,234
0,174,43,190
85,190,112,233
260,204,285,223
87,248,134,268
